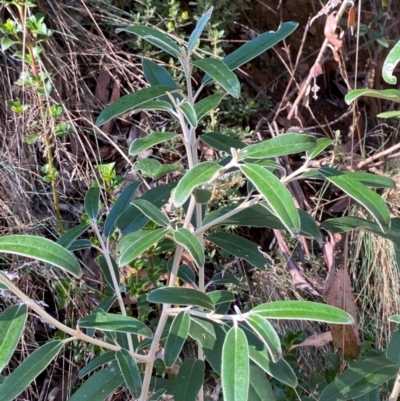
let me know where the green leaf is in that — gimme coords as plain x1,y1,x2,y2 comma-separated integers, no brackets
0,341,63,401
211,271,247,289
96,85,175,126
68,239,92,251
133,158,182,180
0,304,28,373
200,132,245,153
245,314,281,362
173,358,205,401
242,325,297,387
116,26,181,57
79,351,116,378
165,311,190,367
147,287,214,311
104,181,140,237
78,309,153,338
389,315,400,324
248,362,277,401
129,131,177,156
116,349,142,398
97,255,119,290
188,6,213,53
319,356,398,400
173,228,204,267
177,101,198,128
131,199,170,228
342,171,395,189
132,99,173,112
167,260,196,286
117,228,169,266
207,231,270,270
57,223,90,249
241,164,300,236
222,326,249,401
149,389,167,400
251,300,354,324
306,137,334,159
192,58,240,98
189,317,226,374
377,110,400,118
173,161,220,207
142,58,178,88
85,186,101,220
193,188,212,204
354,388,380,401
318,167,390,232
387,327,400,367
68,361,124,401
382,40,400,85
194,93,225,121
345,88,400,105
0,235,81,278
241,133,317,159
208,290,234,314
298,209,324,245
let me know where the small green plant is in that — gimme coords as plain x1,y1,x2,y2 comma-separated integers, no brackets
0,8,399,401
0,0,72,224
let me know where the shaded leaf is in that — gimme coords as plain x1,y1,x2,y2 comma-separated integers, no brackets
79,351,116,378
167,260,196,286
165,311,190,367
147,287,214,311
133,158,182,180
178,101,197,128
0,304,28,373
306,138,334,159
211,271,247,289
57,223,90,249
85,186,101,220
188,6,213,53
142,58,178,88
200,132,245,153
116,349,142,398
194,93,225,121
248,362,277,401
173,228,204,267
131,199,170,228
387,328,400,367
173,358,205,401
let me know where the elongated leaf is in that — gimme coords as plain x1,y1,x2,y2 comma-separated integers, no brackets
0,304,28,373
319,356,398,400
96,85,174,126
142,58,178,88
211,271,247,289
387,328,400,367
208,290,234,314
167,260,196,286
69,239,92,251
116,26,181,57
116,349,142,398
377,110,400,118
188,7,213,53
97,255,119,289
173,228,204,267
189,317,226,374
248,362,277,401
192,58,240,98
319,167,390,232
78,309,153,338
245,314,281,362
104,182,140,237
194,93,225,121
345,88,400,105
242,325,297,387
132,99,173,112
200,132,245,153
79,351,116,378
148,287,214,311
57,223,90,249
178,101,197,128
250,300,354,324
382,40,400,84
342,171,395,189
241,134,317,160
69,361,124,401
129,132,177,156
0,341,63,401
173,358,205,401
222,326,249,401
133,158,182,180
207,231,269,270
355,388,380,401
241,164,300,235
173,161,220,206
85,186,101,220
0,235,81,278
117,228,169,266
165,311,190,367
149,389,167,400
131,199,170,228
306,137,334,159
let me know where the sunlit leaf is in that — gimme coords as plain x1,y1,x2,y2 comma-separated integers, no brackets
129,132,177,156
174,228,204,267
194,93,225,121
178,101,198,128
188,6,213,53
131,199,170,228
345,88,400,105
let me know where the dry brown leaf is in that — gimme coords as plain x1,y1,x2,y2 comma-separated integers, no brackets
326,268,360,358
287,331,333,352
324,13,343,50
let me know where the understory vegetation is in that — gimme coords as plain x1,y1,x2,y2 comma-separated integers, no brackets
1,0,400,400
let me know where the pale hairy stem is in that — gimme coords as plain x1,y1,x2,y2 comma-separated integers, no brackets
0,273,148,362
389,372,400,401
91,222,134,354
